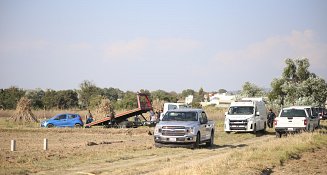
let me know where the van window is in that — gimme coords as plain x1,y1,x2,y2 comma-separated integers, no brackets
281,109,306,117
228,106,254,115
168,104,177,110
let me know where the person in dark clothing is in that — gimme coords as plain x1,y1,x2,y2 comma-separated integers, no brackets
86,115,94,124
267,109,276,128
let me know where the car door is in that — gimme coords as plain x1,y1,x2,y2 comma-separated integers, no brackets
200,111,210,140
56,114,68,127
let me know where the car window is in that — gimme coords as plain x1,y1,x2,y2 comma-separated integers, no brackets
280,109,307,117
162,112,198,121
58,114,67,120
201,112,208,123
68,114,76,119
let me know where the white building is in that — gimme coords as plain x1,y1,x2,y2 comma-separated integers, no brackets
201,93,236,108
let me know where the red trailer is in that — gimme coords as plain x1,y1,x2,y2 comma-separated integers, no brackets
85,93,153,128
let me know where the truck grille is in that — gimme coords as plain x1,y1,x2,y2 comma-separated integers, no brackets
229,119,248,130
161,130,185,136
162,126,185,129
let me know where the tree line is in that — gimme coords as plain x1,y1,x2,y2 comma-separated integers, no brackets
1,58,326,110
0,82,205,110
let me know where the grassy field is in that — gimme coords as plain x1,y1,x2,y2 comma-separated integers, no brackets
0,108,326,175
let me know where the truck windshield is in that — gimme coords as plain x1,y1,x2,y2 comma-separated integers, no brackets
162,112,198,121
228,106,254,115
280,109,307,117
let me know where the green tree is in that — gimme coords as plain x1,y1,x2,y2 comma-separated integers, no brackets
218,89,227,94
241,82,264,97
78,80,101,109
42,89,58,109
0,86,25,109
25,88,45,109
269,58,327,106
181,89,195,98
151,90,178,102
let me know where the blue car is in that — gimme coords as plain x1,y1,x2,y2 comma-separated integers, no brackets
41,113,84,128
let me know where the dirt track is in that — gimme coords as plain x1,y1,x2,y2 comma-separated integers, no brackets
35,132,274,175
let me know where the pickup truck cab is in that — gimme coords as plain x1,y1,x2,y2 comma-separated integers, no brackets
274,106,320,138
154,108,215,149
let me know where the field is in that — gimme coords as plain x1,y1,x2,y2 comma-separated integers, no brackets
0,109,327,175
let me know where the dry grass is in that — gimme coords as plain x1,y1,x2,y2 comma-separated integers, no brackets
153,128,327,175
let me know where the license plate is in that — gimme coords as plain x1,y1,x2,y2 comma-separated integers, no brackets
170,138,176,141
288,128,294,131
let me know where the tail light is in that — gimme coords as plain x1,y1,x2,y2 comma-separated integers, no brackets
304,119,307,126
273,120,277,126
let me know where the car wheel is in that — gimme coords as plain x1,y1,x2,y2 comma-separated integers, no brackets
75,124,82,128
206,131,214,147
192,132,200,149
276,132,282,138
47,124,54,128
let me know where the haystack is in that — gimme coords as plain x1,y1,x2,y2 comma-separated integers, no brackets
95,98,115,120
10,97,38,122
152,98,164,112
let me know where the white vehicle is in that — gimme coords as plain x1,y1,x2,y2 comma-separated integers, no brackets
159,103,189,120
224,98,267,134
274,106,320,138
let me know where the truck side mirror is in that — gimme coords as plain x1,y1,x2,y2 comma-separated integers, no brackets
256,112,260,116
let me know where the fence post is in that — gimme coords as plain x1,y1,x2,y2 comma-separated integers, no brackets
44,138,48,151
11,140,16,151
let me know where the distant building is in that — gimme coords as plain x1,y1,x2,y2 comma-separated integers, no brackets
185,95,193,104
201,93,236,108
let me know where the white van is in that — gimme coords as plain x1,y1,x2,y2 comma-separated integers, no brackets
224,98,267,134
159,103,189,120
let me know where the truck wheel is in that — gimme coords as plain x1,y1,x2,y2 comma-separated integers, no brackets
276,132,282,138
192,132,200,149
252,124,257,134
206,131,214,147
225,131,231,134
263,122,267,132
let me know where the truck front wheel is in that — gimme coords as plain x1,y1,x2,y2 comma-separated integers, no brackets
192,132,200,149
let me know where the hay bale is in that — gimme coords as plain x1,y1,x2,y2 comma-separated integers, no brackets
95,98,115,120
10,97,38,123
152,98,164,112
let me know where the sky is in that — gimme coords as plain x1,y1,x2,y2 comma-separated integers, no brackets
1,0,327,93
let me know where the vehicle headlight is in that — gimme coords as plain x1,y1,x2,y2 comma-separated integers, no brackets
185,127,195,134
154,126,162,134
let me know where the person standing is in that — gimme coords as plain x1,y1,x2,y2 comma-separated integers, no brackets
267,109,276,128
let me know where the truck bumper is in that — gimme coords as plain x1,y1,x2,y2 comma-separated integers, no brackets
154,135,196,147
275,127,305,133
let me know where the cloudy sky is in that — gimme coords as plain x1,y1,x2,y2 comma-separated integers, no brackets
1,0,326,92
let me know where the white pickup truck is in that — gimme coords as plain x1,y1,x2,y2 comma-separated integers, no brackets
154,108,215,149
274,106,320,138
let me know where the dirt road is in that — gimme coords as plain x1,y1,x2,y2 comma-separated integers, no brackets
35,133,274,175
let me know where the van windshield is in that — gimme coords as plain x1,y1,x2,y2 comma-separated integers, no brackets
280,109,307,117
228,106,254,115
162,112,198,121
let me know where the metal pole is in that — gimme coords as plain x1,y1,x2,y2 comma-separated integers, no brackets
11,140,16,151
44,138,48,151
